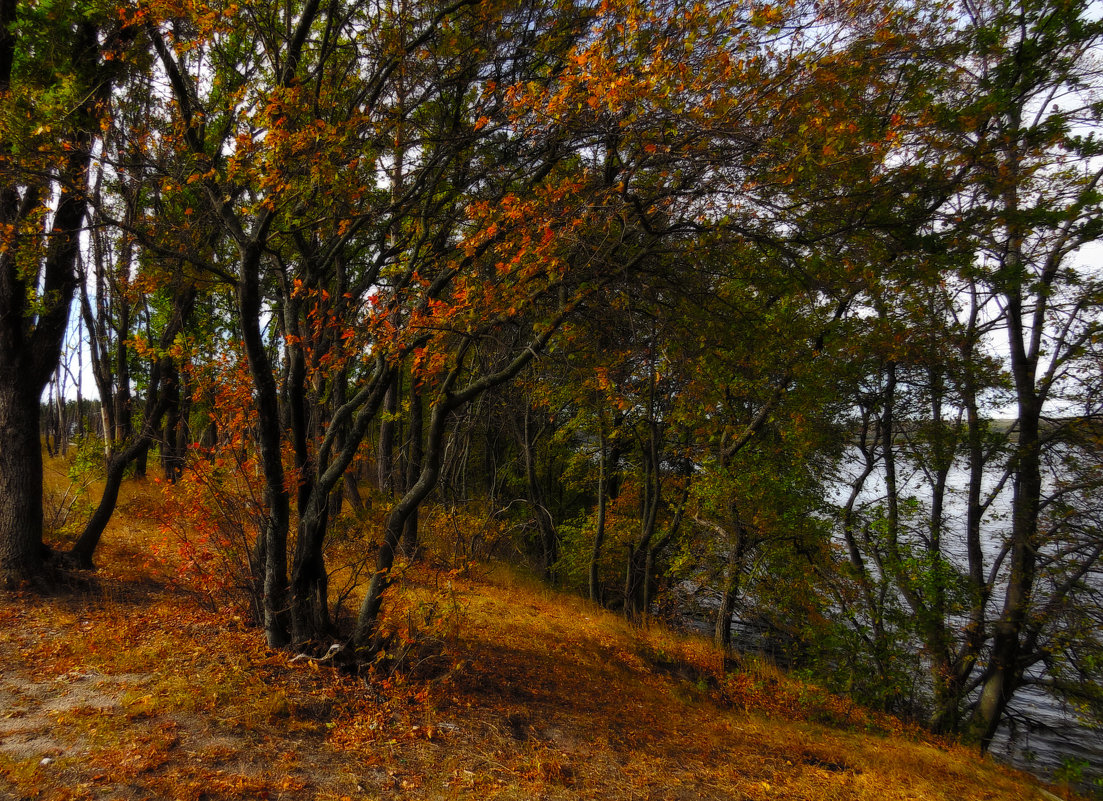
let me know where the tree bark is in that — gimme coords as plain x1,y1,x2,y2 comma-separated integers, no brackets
624,420,661,620
159,361,183,482
67,369,178,568
401,378,423,558
378,374,398,494
522,405,557,580
588,424,608,603
714,521,747,652
238,243,291,649
0,381,46,585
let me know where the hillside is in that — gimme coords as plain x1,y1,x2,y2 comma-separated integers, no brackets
0,479,1076,801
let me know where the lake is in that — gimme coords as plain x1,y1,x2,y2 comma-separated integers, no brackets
829,449,1103,788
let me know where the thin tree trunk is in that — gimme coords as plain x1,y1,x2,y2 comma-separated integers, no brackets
344,472,365,513
971,375,1041,749
522,405,556,580
290,506,332,645
625,420,661,620
970,121,1041,749
378,374,398,493
401,378,423,558
160,361,182,482
354,400,448,652
588,424,608,603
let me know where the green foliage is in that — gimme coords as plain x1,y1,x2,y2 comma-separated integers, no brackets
550,515,590,593
792,608,928,719
66,433,107,483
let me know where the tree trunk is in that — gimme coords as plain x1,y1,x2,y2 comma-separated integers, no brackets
286,357,392,647
134,444,149,479
969,121,1042,749
343,471,365,514
624,420,661,620
588,425,608,604
928,375,988,736
68,453,128,569
0,16,111,585
401,378,423,558
354,400,448,653
0,382,46,585
290,506,332,645
55,384,69,456
68,345,182,568
378,374,398,493
714,524,746,652
522,406,557,580
160,361,183,482
969,391,1040,749
238,244,291,649
623,544,650,620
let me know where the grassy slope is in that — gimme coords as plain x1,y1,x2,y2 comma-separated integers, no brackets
0,471,1077,801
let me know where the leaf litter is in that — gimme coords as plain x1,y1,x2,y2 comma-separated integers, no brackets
0,483,1078,801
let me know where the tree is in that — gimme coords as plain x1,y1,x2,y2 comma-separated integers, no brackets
140,0,623,649
0,0,137,584
822,0,1103,748
955,0,1103,748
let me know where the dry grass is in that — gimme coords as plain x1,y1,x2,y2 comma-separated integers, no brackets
0,465,1080,800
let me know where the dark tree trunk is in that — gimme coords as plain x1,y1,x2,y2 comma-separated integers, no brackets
134,444,149,478
67,374,177,568
969,118,1043,749
623,544,650,620
624,420,661,620
68,449,133,569
714,521,747,652
0,381,46,585
401,378,423,558
343,471,365,513
349,295,584,654
588,425,608,604
378,374,398,494
286,356,392,646
521,406,557,580
67,276,196,568
238,243,291,649
54,384,69,456
160,361,183,482
43,382,57,457
929,308,991,736
970,382,1041,749
290,506,332,645
354,399,448,652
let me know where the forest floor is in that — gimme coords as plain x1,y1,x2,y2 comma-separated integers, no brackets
0,469,1081,801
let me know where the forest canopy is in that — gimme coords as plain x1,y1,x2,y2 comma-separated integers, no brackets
2,0,1102,760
